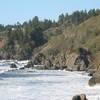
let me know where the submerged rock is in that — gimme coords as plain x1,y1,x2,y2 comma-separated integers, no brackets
89,69,100,86
87,67,97,76
72,95,80,100
24,61,34,68
10,63,17,68
72,94,88,100
88,77,96,86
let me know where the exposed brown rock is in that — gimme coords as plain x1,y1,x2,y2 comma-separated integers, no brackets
25,48,91,71
89,69,100,86
72,94,88,100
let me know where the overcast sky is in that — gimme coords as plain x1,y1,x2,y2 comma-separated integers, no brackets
0,0,100,25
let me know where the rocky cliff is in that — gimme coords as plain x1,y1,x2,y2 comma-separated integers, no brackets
0,12,100,86
25,16,100,86
25,48,92,71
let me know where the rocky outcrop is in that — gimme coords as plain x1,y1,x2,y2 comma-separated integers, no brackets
10,63,17,68
25,48,91,71
87,66,97,76
88,77,96,86
72,94,88,100
66,53,88,71
88,67,100,86
66,48,92,71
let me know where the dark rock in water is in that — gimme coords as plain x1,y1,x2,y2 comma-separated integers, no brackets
88,68,100,86
19,67,25,70
86,66,97,76
24,61,34,68
93,72,100,83
72,94,88,100
88,72,94,76
72,95,80,100
88,77,96,86
10,63,17,68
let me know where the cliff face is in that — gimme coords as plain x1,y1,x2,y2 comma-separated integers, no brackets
25,16,100,71
0,15,100,69
25,48,91,71
0,13,100,86
24,16,100,86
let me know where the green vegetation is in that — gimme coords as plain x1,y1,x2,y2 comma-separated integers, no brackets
0,9,100,68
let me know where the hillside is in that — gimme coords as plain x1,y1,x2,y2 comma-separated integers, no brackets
0,9,100,69
29,15,100,69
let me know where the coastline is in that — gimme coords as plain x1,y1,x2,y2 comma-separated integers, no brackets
0,60,100,100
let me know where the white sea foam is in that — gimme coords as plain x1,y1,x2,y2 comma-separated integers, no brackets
0,61,100,100
0,60,29,74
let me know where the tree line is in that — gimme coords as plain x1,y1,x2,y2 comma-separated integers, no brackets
0,9,100,59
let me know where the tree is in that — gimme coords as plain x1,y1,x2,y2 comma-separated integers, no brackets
0,24,5,32
31,16,39,27
88,9,96,17
58,14,65,25
30,26,47,46
95,9,100,15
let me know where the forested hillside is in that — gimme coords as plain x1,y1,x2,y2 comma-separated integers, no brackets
0,9,100,68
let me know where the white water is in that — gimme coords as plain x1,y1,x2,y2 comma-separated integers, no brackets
0,60,100,100
0,60,29,73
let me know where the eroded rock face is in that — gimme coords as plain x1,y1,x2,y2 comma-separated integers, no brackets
66,53,89,71
25,50,91,71
72,94,88,100
24,48,91,70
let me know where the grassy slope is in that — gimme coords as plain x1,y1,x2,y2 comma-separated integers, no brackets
40,15,100,67
0,15,100,67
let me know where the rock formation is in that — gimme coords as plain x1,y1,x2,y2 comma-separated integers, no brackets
89,67,100,86
72,94,88,100
25,48,91,71
10,63,17,68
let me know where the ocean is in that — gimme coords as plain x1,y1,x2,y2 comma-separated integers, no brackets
0,60,100,100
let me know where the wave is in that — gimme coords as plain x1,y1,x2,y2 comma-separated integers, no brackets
0,60,29,75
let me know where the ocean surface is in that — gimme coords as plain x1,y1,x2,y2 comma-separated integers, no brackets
0,60,100,100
